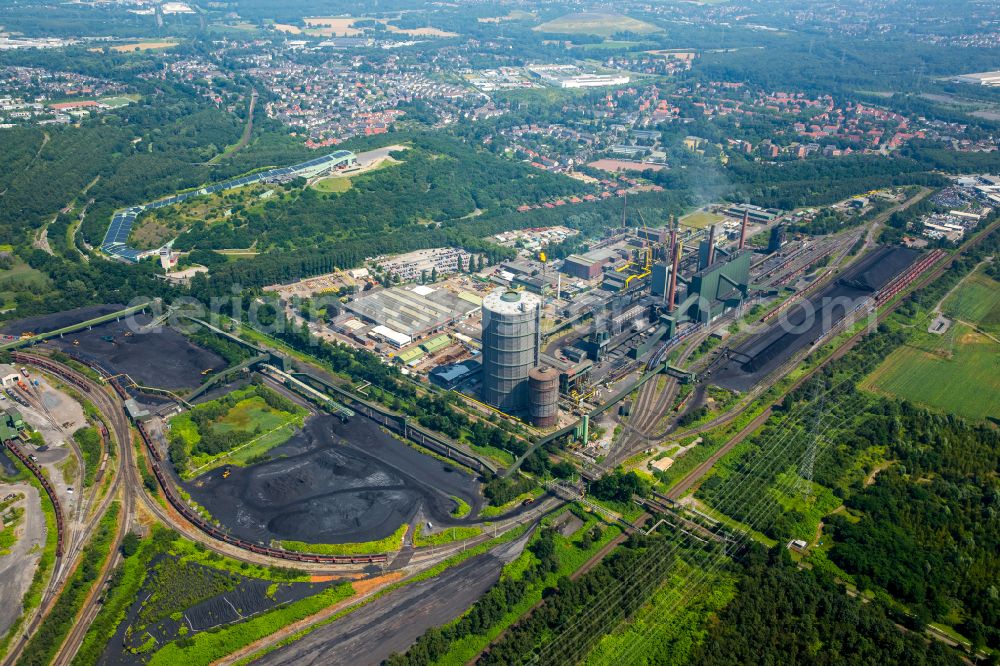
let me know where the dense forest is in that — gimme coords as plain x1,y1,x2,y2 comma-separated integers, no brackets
173,136,581,251
689,548,967,666
827,406,1000,650
696,224,1000,652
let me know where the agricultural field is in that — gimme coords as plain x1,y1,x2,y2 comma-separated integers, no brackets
477,10,536,23
93,41,179,52
283,16,458,38
533,12,662,38
860,324,1000,422
941,266,1000,335
168,383,308,478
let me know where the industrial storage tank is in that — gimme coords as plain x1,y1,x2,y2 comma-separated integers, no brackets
481,289,541,413
528,366,559,427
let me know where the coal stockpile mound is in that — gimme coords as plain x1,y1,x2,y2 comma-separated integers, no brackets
184,415,483,546
48,315,225,389
2,304,124,336
8,310,225,390
837,246,920,291
710,247,919,392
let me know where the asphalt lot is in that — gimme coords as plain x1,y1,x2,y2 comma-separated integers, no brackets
258,528,533,666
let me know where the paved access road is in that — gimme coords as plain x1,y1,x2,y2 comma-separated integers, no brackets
258,529,534,666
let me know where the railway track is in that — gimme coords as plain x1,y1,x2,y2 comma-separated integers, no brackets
3,353,130,666
604,325,715,469
663,218,998,501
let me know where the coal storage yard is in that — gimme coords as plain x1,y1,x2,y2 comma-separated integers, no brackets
3,306,226,390
710,246,919,392
183,415,484,547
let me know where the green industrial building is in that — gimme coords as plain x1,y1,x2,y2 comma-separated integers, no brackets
0,408,25,442
686,250,752,323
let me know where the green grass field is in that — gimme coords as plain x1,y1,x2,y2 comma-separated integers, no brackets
861,324,1000,422
212,396,289,434
941,268,1000,334
573,40,645,51
680,210,725,229
171,387,307,477
533,12,661,37
312,176,353,193
98,95,138,108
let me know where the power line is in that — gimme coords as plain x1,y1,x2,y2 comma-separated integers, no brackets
528,383,858,665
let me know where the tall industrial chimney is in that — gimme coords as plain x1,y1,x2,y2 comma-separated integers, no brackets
707,224,717,266
739,209,749,250
668,237,681,312
663,226,677,305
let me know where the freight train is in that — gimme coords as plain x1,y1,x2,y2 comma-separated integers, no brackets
3,439,64,557
14,352,389,567
134,416,388,566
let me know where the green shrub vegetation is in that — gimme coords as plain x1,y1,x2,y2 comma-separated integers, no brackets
189,328,255,366
280,523,408,556
17,502,119,666
71,528,175,666
168,383,306,476
412,524,481,548
73,426,102,487
138,557,239,627
0,507,23,554
147,583,353,666
449,496,471,519
585,557,738,666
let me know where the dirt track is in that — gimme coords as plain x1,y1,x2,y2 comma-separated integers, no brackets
0,483,44,640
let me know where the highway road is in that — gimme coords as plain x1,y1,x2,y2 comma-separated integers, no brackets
257,529,535,666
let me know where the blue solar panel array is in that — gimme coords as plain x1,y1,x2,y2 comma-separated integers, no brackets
101,150,357,262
